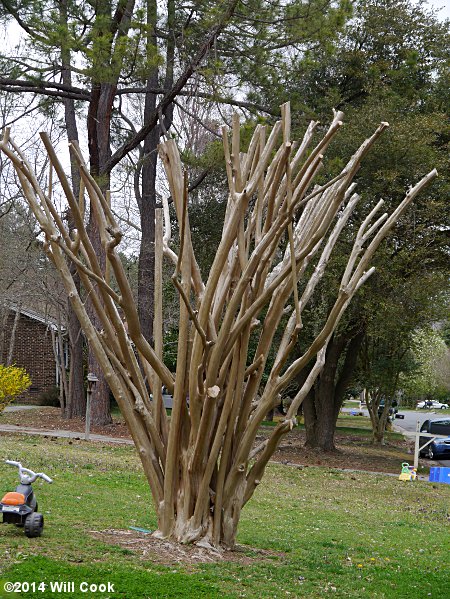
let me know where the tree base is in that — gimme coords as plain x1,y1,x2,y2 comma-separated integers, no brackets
304,441,339,453
91,527,283,566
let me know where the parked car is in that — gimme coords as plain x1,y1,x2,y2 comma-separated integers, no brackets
419,418,450,460
416,400,449,410
149,386,173,409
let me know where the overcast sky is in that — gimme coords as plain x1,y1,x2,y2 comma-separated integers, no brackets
429,0,450,20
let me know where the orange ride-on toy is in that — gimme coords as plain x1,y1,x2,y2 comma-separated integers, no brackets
1,460,53,537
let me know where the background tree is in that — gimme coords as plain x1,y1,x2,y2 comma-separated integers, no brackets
0,199,75,414
359,273,448,443
401,326,450,405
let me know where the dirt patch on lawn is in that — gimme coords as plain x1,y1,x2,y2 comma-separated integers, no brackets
89,529,284,567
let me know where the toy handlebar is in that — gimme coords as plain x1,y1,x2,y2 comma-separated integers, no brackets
5,460,53,484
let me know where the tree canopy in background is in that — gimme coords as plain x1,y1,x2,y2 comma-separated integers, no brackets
401,326,450,404
266,0,449,449
0,0,354,422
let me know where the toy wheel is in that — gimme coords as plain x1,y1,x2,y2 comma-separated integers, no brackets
24,512,44,538
427,446,435,460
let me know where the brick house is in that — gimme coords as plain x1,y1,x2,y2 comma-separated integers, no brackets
1,307,65,404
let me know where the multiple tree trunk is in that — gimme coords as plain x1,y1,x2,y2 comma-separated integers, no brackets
0,104,436,548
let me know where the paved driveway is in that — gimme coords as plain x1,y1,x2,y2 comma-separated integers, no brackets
3,405,40,412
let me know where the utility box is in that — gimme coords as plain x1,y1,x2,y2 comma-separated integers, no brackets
429,467,450,484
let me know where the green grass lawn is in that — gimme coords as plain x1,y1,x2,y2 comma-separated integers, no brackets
0,434,449,598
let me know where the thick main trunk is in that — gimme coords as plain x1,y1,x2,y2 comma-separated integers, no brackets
303,328,364,452
303,387,339,451
60,0,86,420
303,339,344,452
158,514,238,550
155,481,242,550
372,430,385,445
86,82,116,426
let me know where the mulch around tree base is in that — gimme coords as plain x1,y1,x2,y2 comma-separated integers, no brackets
1,406,424,474
89,529,284,566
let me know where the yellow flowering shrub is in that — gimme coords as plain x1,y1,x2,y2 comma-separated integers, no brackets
0,365,32,412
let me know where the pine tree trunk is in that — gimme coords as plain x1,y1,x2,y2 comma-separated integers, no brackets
86,82,115,426
138,0,175,343
138,99,158,343
60,0,86,420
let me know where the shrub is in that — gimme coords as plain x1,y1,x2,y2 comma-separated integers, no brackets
0,365,32,412
37,385,60,407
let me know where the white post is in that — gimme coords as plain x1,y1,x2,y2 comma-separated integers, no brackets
85,387,92,441
413,420,420,470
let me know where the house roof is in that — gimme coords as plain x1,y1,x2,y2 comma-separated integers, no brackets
9,305,61,331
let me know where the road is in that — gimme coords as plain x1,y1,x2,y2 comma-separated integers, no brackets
394,409,446,432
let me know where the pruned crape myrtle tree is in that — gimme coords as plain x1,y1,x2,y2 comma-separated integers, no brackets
0,104,436,548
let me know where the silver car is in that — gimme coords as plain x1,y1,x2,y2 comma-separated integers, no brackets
417,400,449,410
